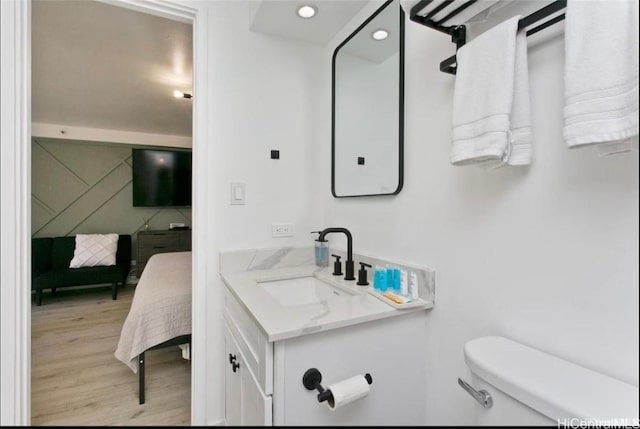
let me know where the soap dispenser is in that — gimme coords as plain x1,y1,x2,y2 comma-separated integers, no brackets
311,231,329,267
357,262,372,286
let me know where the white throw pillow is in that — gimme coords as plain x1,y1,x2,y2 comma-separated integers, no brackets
69,233,119,268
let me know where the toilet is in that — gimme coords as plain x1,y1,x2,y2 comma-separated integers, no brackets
461,336,639,426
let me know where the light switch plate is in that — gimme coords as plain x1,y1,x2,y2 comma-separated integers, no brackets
230,182,246,205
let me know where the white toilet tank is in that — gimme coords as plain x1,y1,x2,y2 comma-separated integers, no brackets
462,336,639,426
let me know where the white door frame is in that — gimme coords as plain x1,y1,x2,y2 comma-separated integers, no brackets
0,0,211,425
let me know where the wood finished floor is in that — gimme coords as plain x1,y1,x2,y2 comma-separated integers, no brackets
31,285,191,426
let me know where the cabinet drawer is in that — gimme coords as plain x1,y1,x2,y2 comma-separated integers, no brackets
138,233,179,247
138,248,177,265
138,247,180,260
136,230,190,278
224,286,273,395
180,233,192,249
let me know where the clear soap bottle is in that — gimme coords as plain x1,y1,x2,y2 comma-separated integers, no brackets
312,232,329,267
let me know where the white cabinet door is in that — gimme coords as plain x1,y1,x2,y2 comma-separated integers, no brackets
225,322,273,426
224,323,241,426
240,364,273,426
224,287,273,394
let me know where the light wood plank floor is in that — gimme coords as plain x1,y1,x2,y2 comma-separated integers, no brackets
31,285,191,426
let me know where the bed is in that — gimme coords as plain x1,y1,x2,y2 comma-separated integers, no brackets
114,251,192,404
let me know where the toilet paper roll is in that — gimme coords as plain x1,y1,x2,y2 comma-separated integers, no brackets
326,374,370,410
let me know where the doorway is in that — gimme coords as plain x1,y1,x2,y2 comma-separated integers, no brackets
0,0,209,425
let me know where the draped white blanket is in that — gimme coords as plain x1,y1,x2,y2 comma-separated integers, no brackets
115,251,192,372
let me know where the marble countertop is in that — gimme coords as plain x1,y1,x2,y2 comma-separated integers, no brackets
221,264,433,342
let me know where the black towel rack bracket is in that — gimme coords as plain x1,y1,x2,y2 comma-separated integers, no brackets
409,0,567,74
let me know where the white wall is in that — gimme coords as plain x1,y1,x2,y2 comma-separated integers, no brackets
199,0,323,424
208,2,321,252
315,4,639,426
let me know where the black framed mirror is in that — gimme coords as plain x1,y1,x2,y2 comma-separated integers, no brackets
332,0,404,198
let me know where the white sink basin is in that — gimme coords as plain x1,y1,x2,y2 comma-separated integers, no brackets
258,276,354,307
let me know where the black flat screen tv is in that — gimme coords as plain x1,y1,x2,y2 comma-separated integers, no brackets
132,148,192,207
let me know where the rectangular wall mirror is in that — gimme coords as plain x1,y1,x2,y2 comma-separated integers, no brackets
332,0,404,198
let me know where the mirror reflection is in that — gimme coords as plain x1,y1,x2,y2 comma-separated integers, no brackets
332,0,404,197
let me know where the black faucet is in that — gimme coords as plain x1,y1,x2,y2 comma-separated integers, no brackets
318,227,355,281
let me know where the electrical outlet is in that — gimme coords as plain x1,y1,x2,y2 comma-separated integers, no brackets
272,223,293,238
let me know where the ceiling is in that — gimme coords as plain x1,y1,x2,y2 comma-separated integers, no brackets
250,0,370,45
32,0,193,137
31,1,377,138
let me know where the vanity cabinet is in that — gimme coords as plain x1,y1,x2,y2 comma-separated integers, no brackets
223,286,428,426
224,322,272,426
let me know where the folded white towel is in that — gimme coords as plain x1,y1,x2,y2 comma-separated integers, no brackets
451,15,532,167
564,0,639,155
401,0,502,25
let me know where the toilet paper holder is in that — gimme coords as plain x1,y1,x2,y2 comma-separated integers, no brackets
302,368,373,403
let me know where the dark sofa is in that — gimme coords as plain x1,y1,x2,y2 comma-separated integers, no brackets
32,234,132,306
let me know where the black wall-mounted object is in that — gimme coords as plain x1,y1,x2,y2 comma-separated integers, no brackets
132,148,192,207
270,150,280,159
409,0,567,74
357,157,365,165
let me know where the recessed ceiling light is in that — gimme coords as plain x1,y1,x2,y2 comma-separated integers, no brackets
372,29,389,41
297,5,316,19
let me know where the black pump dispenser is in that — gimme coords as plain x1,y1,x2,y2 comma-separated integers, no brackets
331,254,343,276
357,262,371,286
310,231,328,244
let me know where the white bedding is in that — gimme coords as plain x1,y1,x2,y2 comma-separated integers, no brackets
115,251,192,372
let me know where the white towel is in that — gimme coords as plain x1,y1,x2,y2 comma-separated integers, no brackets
451,15,533,167
401,0,501,25
564,0,639,155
